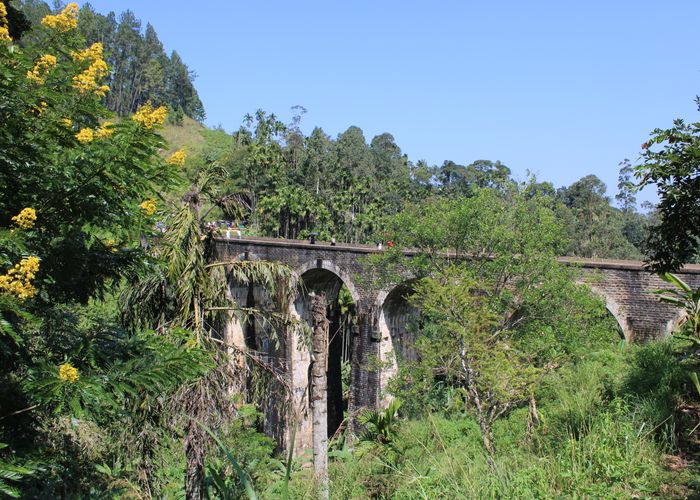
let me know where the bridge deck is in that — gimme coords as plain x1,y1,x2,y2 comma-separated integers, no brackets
213,235,700,274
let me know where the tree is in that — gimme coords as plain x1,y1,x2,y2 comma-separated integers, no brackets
310,292,329,499
437,159,511,195
20,1,207,120
0,4,176,303
636,97,700,271
121,164,299,498
410,266,539,458
377,188,619,459
224,110,287,233
0,6,208,495
616,159,637,214
652,273,700,399
166,50,205,121
557,175,642,259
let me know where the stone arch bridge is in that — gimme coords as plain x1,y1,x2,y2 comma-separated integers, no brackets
213,236,700,453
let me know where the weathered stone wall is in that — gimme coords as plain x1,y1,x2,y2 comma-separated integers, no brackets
213,236,700,454
557,257,700,343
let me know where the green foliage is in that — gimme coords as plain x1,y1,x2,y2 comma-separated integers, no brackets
0,443,35,498
199,419,258,500
0,24,179,304
636,97,700,270
357,399,402,445
13,2,205,120
557,174,644,259
378,189,623,458
654,272,700,339
650,273,700,405
304,344,691,498
0,3,692,496
0,13,214,497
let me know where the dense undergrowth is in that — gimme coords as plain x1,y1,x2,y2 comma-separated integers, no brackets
238,341,698,499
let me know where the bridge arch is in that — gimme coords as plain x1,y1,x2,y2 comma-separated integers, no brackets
289,259,361,449
585,285,631,342
294,259,361,304
375,282,420,405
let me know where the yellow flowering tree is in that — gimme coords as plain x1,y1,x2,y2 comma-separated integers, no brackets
0,3,179,302
0,5,212,497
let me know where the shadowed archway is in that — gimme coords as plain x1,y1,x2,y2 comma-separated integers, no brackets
289,261,361,449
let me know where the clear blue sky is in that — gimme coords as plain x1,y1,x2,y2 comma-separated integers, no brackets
79,1,700,204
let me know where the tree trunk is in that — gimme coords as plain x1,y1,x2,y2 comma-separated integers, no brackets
477,415,496,470
477,415,495,455
525,395,540,442
310,292,329,499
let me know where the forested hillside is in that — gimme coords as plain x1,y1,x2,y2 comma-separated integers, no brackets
2,3,700,498
14,0,205,121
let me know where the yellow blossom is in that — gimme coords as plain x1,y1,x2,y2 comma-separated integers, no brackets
132,102,167,129
0,256,40,301
139,199,157,216
95,85,110,98
70,42,110,96
58,363,79,383
41,3,78,32
166,149,187,167
75,128,94,144
94,122,114,139
72,58,109,95
0,2,10,42
11,208,37,230
71,42,103,63
26,54,57,84
61,118,73,128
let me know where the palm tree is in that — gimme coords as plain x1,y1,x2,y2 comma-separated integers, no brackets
122,165,299,498
310,292,329,499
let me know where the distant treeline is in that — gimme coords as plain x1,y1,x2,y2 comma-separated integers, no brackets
13,0,205,121
198,109,654,261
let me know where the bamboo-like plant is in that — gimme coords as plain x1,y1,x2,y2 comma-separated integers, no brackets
651,273,700,343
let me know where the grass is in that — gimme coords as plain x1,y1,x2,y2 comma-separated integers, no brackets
160,116,208,156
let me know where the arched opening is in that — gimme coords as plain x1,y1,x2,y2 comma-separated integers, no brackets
224,252,285,444
666,310,687,337
585,285,630,342
226,252,272,355
291,262,360,441
376,283,420,406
